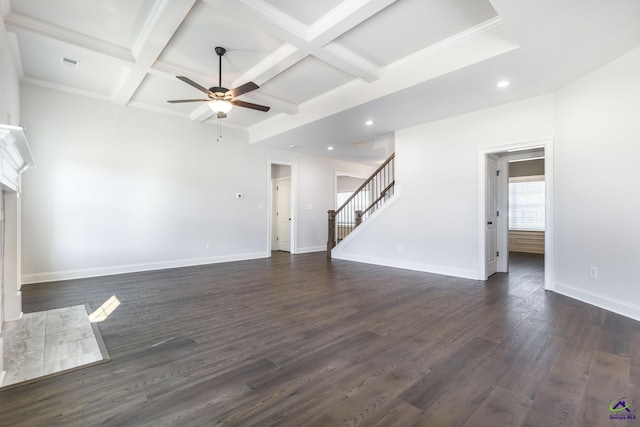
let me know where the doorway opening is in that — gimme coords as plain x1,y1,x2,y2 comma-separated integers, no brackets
270,163,294,253
479,140,553,290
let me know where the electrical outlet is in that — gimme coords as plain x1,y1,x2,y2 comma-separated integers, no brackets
398,245,404,253
589,266,598,279
206,242,213,251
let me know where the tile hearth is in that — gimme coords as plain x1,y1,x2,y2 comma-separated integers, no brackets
1,305,109,388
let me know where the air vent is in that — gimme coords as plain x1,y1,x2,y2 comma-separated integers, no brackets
61,57,79,68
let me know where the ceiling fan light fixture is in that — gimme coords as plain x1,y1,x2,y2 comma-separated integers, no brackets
208,99,233,114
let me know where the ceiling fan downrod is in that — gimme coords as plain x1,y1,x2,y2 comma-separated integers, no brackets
214,46,226,90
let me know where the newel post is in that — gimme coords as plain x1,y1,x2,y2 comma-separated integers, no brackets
327,210,336,258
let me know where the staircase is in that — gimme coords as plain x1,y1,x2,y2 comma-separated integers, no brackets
327,153,395,258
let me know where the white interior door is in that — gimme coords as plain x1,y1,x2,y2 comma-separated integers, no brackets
276,178,291,252
486,155,498,277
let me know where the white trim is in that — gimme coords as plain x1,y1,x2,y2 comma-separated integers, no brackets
478,139,553,288
267,160,297,254
497,149,545,272
333,252,478,280
555,281,640,322
21,252,269,285
296,245,325,254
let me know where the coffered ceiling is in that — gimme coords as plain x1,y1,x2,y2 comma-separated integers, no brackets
2,0,640,164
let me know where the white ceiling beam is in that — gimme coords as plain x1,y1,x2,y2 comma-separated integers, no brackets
309,0,397,46
205,0,383,82
243,92,298,115
4,12,134,64
110,67,149,105
231,43,306,88
111,0,197,105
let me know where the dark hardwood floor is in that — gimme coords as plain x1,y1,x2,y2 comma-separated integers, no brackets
2,252,639,426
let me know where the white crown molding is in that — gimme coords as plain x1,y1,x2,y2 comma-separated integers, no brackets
7,31,23,79
385,16,507,73
4,12,135,64
21,77,111,102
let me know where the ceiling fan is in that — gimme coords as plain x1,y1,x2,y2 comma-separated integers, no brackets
167,46,270,118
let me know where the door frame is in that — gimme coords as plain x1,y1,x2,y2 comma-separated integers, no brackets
477,138,554,290
267,160,297,254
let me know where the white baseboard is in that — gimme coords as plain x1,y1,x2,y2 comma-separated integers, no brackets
554,281,640,322
296,245,325,254
21,252,270,284
331,252,479,280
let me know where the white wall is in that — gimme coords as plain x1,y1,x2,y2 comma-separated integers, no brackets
334,45,640,321
332,95,554,278
554,46,640,319
20,84,372,283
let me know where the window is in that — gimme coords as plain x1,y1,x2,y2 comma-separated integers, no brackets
509,176,545,231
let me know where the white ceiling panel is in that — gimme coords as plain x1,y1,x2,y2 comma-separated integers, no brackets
17,33,121,96
10,0,154,49
132,74,206,114
158,1,284,83
336,0,498,67
263,0,344,26
259,56,355,105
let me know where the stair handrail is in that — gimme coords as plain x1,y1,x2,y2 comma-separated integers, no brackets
327,153,395,258
333,153,395,216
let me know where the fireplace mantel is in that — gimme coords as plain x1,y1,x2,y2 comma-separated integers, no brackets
0,124,35,192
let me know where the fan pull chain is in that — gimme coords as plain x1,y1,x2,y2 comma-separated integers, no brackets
216,115,222,142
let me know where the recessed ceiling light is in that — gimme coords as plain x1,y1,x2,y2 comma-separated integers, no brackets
496,80,510,88
327,146,334,151
289,145,296,149
365,120,373,126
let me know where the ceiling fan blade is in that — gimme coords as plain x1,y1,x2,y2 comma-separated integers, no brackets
229,81,259,98
167,99,210,103
231,100,270,112
176,76,213,95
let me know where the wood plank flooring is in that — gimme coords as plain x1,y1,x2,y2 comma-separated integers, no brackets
1,252,639,426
